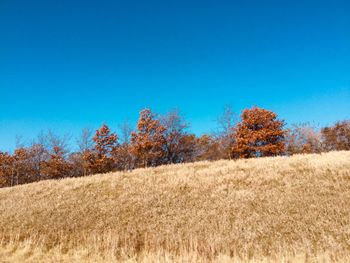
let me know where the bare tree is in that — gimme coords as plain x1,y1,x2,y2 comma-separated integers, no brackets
215,105,237,159
72,128,94,176
217,105,236,137
285,123,323,155
77,128,93,153
111,121,134,171
160,109,194,164
28,142,48,181
119,121,132,145
46,130,71,157
30,130,71,179
322,120,350,151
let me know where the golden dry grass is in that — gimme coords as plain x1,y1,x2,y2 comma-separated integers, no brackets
1,151,350,262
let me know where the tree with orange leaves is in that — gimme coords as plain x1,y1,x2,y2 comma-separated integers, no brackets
130,109,166,168
231,107,286,158
0,152,14,187
12,148,34,185
85,124,118,174
43,146,71,179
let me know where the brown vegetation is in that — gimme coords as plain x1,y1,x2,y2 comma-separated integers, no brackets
231,107,285,158
0,151,350,262
1,107,350,188
322,120,350,151
130,108,167,168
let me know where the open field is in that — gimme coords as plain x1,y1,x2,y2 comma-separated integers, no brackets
1,151,350,262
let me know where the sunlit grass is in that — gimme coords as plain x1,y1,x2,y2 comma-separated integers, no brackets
1,151,350,262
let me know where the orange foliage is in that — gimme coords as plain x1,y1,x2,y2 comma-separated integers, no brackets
85,124,118,174
0,152,14,187
43,146,71,179
2,106,350,189
130,109,166,168
231,107,286,158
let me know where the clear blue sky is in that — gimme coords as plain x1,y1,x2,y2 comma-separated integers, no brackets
1,0,349,152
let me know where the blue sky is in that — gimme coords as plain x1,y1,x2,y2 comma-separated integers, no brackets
1,0,349,152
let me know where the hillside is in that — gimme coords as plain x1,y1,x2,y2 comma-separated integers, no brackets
1,151,350,262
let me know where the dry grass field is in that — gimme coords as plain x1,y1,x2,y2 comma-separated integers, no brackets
1,151,350,262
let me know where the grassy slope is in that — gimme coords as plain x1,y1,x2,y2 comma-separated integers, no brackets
0,151,350,262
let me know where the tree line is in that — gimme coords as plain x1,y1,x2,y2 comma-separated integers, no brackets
1,106,349,188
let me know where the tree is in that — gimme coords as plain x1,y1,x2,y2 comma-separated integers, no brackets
77,128,93,153
86,124,118,174
43,146,71,179
0,152,14,188
27,142,48,182
119,121,132,145
194,134,222,161
179,134,197,162
231,107,286,158
112,122,134,171
38,131,71,179
285,123,322,155
130,109,166,168
12,148,33,185
215,105,236,159
160,109,195,164
68,152,85,177
45,130,70,156
1,133,49,187
1,147,40,186
76,128,93,176
322,120,350,151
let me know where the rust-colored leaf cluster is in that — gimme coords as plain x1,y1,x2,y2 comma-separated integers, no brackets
84,124,118,174
231,107,286,158
130,109,167,167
